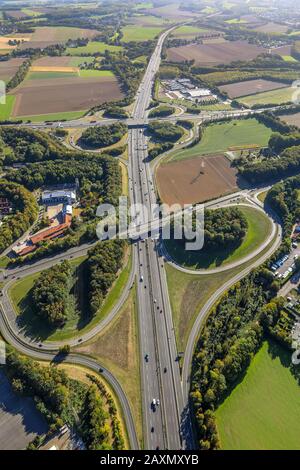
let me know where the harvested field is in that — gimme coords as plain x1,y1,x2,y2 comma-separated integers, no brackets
279,112,300,128
6,10,28,19
0,58,25,82
156,154,239,206
219,79,289,99
33,56,75,67
0,36,30,50
32,56,94,68
19,26,98,50
148,3,196,19
254,22,289,34
11,75,123,117
167,40,265,65
271,45,292,57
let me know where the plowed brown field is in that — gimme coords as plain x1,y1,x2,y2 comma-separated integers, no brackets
167,40,265,65
219,79,288,99
0,58,25,82
156,155,239,206
11,75,123,116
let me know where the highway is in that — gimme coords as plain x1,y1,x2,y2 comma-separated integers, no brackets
128,26,185,450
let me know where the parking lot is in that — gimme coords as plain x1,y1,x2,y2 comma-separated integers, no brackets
271,243,300,281
0,370,47,450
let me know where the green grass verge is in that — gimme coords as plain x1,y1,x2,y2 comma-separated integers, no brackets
164,206,272,270
9,250,132,342
66,42,123,55
0,96,15,120
167,118,273,161
19,110,86,122
216,340,300,450
73,284,143,448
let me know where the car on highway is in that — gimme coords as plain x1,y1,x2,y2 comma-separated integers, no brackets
145,354,149,362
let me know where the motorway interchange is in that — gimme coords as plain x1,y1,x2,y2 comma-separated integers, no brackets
0,27,284,451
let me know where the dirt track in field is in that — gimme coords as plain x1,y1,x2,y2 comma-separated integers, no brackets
167,40,265,65
219,79,288,99
11,76,123,116
156,155,239,206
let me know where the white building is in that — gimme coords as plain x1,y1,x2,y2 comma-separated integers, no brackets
41,190,76,205
186,88,212,98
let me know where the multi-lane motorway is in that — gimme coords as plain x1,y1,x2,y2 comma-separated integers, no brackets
128,26,185,450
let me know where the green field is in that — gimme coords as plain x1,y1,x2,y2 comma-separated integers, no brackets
69,56,95,67
9,251,132,342
0,95,15,120
282,55,298,63
239,87,295,107
164,206,272,270
121,25,164,42
20,110,86,122
168,118,272,161
28,71,78,80
216,340,300,450
171,25,210,38
66,41,123,55
78,69,114,77
225,18,247,24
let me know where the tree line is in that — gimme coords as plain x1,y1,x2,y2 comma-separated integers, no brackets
87,240,126,315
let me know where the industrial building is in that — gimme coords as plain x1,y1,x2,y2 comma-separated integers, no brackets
41,190,76,205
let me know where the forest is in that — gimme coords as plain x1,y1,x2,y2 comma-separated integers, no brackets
0,180,38,255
